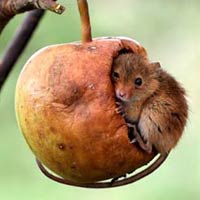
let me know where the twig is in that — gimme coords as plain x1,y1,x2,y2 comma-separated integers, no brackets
0,0,65,33
0,10,44,90
0,0,65,90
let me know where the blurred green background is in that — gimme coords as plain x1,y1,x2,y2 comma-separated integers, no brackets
0,0,199,199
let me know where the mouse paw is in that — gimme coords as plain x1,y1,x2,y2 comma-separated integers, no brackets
115,101,125,116
143,141,153,154
127,123,153,154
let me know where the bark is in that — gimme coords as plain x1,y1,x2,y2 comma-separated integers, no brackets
0,0,65,90
0,0,65,33
0,10,44,90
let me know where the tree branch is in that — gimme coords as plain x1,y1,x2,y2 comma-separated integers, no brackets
0,0,65,33
0,10,45,90
0,0,65,90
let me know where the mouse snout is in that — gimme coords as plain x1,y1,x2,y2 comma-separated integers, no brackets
116,89,131,102
119,91,126,98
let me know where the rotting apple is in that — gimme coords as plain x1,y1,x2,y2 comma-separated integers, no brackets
15,37,156,183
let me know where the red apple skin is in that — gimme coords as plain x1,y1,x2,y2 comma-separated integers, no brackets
15,37,155,183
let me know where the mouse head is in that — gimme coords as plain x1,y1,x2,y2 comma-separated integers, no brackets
111,53,160,103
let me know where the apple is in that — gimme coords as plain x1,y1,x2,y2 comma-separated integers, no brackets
15,37,155,183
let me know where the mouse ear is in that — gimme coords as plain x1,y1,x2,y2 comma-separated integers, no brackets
149,62,161,70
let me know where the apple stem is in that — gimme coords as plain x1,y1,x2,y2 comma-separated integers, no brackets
77,0,92,43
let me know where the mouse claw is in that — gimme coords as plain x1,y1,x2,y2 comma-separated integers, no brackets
121,113,126,118
127,123,135,128
116,101,121,105
130,138,136,144
115,107,122,114
115,101,125,115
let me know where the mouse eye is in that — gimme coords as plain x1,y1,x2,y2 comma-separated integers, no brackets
112,72,120,80
135,77,143,86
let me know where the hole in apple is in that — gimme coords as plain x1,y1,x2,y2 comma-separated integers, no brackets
118,48,133,55
128,126,135,143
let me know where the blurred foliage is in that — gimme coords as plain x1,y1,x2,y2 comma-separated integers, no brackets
0,0,200,199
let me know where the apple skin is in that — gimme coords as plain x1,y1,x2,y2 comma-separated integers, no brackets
15,37,155,183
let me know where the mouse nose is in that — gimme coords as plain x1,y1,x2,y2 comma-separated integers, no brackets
116,90,131,102
119,91,126,98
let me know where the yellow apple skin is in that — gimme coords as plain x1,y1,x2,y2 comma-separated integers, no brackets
15,37,155,183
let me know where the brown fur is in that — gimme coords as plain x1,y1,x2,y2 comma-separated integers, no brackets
112,53,188,154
